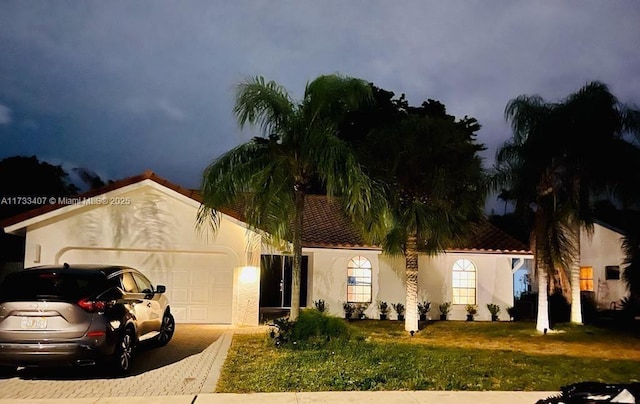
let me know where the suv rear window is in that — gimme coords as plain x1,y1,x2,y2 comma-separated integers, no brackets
0,271,108,302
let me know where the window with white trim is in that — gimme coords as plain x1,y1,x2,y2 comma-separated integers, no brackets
347,256,372,303
452,259,476,305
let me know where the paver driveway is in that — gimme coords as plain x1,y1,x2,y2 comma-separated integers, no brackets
0,324,228,400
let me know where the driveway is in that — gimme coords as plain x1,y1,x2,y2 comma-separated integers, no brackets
0,324,229,399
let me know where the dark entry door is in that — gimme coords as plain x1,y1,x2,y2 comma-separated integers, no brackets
260,255,308,308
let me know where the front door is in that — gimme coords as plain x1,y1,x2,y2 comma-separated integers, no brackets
260,255,308,308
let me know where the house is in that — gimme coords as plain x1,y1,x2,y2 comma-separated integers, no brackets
1,171,534,325
579,221,628,309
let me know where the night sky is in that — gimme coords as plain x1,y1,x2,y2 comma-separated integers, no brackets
1,1,639,210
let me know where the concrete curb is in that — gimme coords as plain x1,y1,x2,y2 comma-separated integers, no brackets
0,390,559,404
196,390,559,403
200,330,234,393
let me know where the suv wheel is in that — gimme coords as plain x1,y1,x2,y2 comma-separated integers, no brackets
155,312,175,346
113,328,134,374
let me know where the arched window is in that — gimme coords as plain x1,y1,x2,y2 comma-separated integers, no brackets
452,259,476,305
347,256,372,303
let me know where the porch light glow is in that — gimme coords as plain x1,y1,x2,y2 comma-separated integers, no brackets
239,266,259,283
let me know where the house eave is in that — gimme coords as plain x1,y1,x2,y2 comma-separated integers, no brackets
302,243,381,251
445,248,533,256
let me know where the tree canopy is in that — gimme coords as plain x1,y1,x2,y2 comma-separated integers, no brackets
338,85,487,331
198,74,381,320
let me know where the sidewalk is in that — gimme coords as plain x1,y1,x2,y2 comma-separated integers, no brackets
0,390,558,403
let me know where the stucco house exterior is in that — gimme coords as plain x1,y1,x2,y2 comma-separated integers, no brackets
579,221,628,309
2,171,535,326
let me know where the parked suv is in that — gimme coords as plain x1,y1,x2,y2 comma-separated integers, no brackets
0,264,174,373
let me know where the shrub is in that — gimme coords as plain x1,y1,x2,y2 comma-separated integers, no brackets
439,302,452,316
355,302,370,319
342,302,356,318
269,317,294,346
620,295,640,319
417,301,431,315
314,299,327,312
291,309,351,342
392,302,405,316
377,300,390,315
465,304,478,315
487,303,500,316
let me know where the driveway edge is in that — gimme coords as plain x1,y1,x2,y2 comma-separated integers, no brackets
199,330,234,393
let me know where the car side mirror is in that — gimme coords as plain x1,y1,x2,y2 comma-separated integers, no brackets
155,285,166,294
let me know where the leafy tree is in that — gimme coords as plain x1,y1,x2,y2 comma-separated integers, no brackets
0,155,79,219
0,155,80,265
494,81,640,331
341,89,486,332
197,75,382,320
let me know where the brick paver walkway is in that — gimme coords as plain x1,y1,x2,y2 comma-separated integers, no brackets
0,330,233,400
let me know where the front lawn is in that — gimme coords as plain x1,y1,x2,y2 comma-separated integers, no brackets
216,320,640,392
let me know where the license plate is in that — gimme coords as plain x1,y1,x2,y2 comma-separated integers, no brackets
21,317,47,329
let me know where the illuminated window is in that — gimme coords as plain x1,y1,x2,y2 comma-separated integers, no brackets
580,266,594,291
347,256,372,303
452,259,476,305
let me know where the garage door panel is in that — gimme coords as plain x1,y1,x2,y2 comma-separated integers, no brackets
171,289,189,304
190,288,210,304
172,270,189,286
188,307,210,322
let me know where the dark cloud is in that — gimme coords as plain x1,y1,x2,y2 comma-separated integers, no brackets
1,1,639,207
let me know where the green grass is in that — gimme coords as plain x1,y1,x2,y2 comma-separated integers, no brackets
216,320,640,393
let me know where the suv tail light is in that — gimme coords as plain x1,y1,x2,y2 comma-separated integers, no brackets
77,298,113,313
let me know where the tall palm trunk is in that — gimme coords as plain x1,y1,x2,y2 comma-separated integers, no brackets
290,189,305,320
405,232,419,332
570,221,583,324
536,252,551,333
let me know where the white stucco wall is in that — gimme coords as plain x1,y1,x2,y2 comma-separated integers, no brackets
10,180,261,325
304,248,382,319
418,253,517,321
580,223,627,305
305,247,521,321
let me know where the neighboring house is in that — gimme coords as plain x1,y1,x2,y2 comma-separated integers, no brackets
1,171,533,326
579,221,628,309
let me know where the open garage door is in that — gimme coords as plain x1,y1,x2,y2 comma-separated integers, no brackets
57,248,234,324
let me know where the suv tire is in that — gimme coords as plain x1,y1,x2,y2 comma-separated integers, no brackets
155,312,175,347
112,328,134,374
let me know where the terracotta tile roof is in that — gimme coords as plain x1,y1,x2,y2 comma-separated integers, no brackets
301,195,373,249
302,195,530,253
2,171,531,254
449,220,531,253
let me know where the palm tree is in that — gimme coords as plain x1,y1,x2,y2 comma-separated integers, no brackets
553,83,640,323
496,81,640,330
360,115,486,332
622,214,640,302
497,189,515,215
493,106,574,332
197,74,379,320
